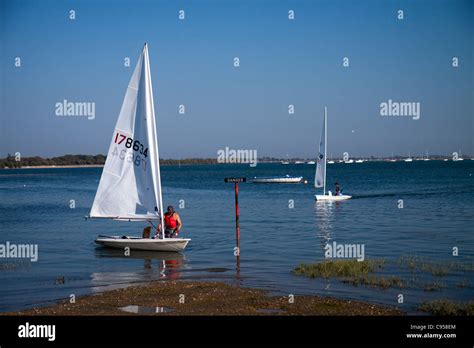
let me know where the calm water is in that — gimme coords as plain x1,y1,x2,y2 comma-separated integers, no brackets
0,161,473,313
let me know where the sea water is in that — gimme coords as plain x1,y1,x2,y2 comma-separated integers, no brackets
0,161,473,312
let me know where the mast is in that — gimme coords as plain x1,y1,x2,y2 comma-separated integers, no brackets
323,107,327,195
143,43,165,239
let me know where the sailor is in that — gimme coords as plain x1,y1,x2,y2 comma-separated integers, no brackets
156,205,183,238
334,182,342,196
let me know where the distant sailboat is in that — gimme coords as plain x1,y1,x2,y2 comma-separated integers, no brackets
423,150,430,161
404,152,413,162
454,150,464,161
89,44,190,252
314,108,351,201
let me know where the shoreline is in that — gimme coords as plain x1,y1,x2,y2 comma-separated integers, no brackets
1,158,470,170
4,280,403,316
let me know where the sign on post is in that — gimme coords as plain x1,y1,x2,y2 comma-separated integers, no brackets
224,177,246,183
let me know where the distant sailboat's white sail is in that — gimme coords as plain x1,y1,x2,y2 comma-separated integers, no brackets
90,44,163,221
315,108,327,193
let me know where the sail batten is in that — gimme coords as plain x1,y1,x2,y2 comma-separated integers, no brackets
90,44,163,222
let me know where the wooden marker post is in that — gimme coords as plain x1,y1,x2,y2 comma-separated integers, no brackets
224,177,246,272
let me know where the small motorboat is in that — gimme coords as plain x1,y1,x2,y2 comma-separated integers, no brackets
251,175,303,183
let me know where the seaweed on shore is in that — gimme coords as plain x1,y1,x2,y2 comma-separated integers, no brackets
419,300,474,315
292,259,405,289
294,257,474,291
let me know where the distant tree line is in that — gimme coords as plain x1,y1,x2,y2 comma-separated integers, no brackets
0,154,219,168
1,154,107,168
1,153,457,169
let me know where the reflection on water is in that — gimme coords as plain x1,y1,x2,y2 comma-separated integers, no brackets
119,305,174,314
313,202,339,291
314,201,338,251
91,247,186,291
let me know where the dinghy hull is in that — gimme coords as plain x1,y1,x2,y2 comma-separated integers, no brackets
315,194,352,201
95,236,190,252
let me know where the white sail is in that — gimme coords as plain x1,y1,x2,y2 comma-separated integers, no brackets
314,108,327,192
90,44,163,221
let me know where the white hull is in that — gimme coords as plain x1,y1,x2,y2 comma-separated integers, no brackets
315,194,352,201
251,176,303,183
95,236,190,252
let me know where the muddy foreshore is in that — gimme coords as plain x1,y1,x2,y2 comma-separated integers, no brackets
4,280,403,316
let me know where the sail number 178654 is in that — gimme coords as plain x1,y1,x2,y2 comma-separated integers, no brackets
114,132,149,157
111,132,149,171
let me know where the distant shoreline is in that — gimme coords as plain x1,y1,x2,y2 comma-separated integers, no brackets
1,158,472,170
1,153,472,170
1,164,105,169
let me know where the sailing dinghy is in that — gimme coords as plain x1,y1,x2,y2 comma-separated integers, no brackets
314,108,351,201
90,44,190,252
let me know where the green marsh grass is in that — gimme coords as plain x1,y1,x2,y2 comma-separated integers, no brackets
419,300,474,316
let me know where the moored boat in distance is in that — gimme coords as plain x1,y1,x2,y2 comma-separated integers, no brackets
454,150,464,161
251,175,304,183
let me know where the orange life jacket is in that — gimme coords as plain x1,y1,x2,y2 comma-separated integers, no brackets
164,212,177,229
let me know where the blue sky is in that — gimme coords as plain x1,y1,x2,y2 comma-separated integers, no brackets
0,0,472,158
